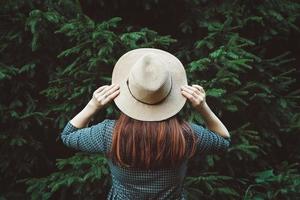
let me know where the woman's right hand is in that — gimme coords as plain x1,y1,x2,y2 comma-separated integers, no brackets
181,84,207,110
88,84,120,111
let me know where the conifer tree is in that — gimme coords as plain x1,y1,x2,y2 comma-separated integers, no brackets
0,0,299,199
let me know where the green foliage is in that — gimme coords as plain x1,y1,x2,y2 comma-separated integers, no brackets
244,162,300,199
25,153,109,200
0,0,299,199
185,172,241,200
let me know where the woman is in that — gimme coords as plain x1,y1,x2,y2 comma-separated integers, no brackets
61,48,231,199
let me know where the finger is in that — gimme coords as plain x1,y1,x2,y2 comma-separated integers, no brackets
102,84,120,97
102,90,120,105
181,86,200,97
186,85,201,94
181,86,194,94
192,85,205,93
182,85,199,93
96,84,119,100
94,85,108,94
98,84,117,96
181,90,196,102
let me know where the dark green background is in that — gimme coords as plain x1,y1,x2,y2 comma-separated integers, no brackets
1,0,299,199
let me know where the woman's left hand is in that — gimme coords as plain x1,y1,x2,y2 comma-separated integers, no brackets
181,84,206,110
88,84,120,110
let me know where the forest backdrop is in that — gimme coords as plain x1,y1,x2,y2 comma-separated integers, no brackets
1,0,300,199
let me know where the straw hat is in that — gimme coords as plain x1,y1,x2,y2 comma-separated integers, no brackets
111,48,187,121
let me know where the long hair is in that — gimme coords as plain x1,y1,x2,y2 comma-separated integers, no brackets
108,112,198,170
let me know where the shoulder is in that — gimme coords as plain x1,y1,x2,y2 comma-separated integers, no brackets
187,122,205,132
101,119,117,125
95,119,116,133
186,122,218,139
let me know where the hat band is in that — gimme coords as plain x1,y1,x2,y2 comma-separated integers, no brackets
126,79,172,105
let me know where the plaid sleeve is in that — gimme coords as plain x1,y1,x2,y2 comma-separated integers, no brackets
189,123,231,154
60,119,112,153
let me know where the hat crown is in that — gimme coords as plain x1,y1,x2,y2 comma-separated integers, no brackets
128,53,172,104
112,48,187,121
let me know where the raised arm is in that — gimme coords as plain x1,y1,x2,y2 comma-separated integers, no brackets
70,84,120,128
181,84,230,138
196,102,230,138
60,84,120,153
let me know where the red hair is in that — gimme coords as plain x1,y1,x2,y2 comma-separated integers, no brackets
108,113,198,170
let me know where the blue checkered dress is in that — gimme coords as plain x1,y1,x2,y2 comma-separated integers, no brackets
61,119,230,199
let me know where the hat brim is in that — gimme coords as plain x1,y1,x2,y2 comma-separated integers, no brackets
112,48,187,121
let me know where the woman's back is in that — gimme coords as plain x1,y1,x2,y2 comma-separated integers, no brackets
61,118,230,199
108,158,188,199
61,48,231,199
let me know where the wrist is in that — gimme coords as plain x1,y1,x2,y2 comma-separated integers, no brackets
70,100,100,128
196,101,209,113
87,99,102,112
